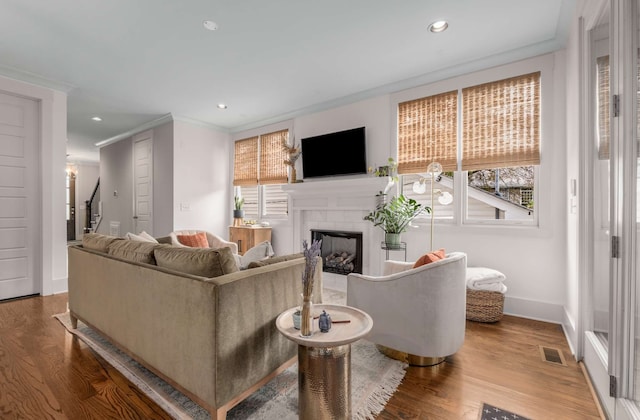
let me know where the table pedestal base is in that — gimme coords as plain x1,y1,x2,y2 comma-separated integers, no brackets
298,344,351,420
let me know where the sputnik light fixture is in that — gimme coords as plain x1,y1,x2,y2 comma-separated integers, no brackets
412,162,452,251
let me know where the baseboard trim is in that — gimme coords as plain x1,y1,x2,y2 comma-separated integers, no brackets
51,276,68,295
503,296,564,324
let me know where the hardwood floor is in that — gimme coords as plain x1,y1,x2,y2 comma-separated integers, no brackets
0,293,602,419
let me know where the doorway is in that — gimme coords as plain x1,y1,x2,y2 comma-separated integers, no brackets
0,91,40,300
66,168,76,241
133,131,153,235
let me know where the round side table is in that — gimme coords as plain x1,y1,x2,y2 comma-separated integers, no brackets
276,304,373,420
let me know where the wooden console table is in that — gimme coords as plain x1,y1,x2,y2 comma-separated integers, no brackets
276,304,373,419
229,226,272,255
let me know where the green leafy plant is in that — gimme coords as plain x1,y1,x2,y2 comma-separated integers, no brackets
369,157,399,183
234,195,245,210
363,194,430,234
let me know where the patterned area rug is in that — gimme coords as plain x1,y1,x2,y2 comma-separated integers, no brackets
54,289,406,420
479,403,531,420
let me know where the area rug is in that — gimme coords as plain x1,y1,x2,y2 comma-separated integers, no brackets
479,403,531,420
54,292,406,419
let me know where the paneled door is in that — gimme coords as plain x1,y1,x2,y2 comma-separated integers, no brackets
0,92,39,300
133,131,153,235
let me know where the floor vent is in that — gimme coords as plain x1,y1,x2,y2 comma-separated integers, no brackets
539,345,567,366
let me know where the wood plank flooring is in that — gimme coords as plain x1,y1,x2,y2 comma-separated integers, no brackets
0,293,602,419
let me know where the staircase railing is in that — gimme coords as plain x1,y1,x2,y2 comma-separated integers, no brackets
84,178,101,233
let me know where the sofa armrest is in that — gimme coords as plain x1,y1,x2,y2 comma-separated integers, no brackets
210,256,322,407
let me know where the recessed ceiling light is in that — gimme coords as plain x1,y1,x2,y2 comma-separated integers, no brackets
217,103,228,109
203,20,218,31
91,116,102,122
428,20,448,33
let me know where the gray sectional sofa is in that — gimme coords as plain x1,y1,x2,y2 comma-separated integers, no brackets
67,233,322,419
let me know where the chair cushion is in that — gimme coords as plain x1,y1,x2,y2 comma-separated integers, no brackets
154,245,239,278
108,240,159,265
413,248,446,268
176,232,209,248
82,233,122,253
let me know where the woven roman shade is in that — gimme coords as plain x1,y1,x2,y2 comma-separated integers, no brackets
462,72,541,171
597,55,610,160
233,136,258,186
259,129,289,185
398,90,458,173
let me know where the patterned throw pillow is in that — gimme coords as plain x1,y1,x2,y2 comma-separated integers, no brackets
412,248,446,268
176,232,209,248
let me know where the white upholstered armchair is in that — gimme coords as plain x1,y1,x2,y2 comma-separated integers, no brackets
170,230,239,255
346,252,467,366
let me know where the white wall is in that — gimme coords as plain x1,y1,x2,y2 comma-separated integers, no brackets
99,137,134,236
153,122,174,236
563,4,584,354
173,120,232,237
0,74,68,295
242,53,570,324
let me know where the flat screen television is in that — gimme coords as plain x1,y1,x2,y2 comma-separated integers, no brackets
301,127,367,179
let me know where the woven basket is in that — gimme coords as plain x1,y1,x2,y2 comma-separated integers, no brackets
466,289,505,323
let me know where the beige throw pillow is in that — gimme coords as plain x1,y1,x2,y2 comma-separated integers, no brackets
82,233,122,253
154,245,239,278
247,252,304,269
108,240,159,265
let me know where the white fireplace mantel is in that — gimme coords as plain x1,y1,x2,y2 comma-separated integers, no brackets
282,176,392,201
283,176,392,278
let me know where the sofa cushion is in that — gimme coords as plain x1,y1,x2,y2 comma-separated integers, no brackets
176,232,209,248
82,233,122,253
154,245,239,277
413,248,446,268
108,240,159,265
247,252,304,269
125,231,158,243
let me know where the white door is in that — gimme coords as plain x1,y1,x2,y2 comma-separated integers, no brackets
133,132,153,235
0,92,39,300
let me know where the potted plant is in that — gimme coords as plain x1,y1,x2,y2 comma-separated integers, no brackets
364,194,430,247
233,195,245,227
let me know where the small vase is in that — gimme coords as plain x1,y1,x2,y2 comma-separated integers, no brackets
292,312,301,330
300,298,313,337
385,232,401,248
289,167,297,184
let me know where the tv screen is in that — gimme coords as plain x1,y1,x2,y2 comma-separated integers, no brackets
301,127,367,179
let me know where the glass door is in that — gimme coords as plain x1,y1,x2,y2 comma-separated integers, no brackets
610,0,639,416
583,1,640,418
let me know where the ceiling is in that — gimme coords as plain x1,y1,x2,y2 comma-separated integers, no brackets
0,0,575,163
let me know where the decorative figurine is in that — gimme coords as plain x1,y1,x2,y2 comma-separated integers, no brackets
319,310,332,333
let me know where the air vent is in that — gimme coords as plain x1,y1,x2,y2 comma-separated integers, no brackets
539,345,567,366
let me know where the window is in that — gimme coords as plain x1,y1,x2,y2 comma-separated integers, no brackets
233,129,290,220
397,71,540,224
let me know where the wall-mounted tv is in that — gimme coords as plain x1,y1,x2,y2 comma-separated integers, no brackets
301,127,367,179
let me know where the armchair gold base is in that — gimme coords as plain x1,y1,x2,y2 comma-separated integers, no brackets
376,344,446,367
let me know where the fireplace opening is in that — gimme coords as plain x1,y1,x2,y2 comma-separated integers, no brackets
311,229,363,275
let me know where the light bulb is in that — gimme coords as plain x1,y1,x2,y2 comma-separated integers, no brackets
438,191,453,205
412,180,426,194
